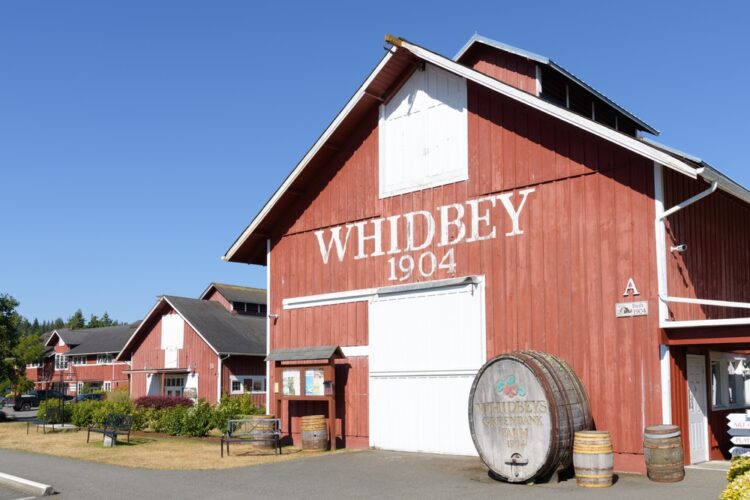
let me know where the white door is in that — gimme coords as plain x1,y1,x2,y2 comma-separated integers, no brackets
369,279,485,456
686,354,709,464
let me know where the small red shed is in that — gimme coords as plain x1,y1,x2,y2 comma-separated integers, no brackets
222,34,750,472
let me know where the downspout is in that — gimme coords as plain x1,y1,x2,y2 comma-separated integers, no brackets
655,164,718,328
217,354,230,403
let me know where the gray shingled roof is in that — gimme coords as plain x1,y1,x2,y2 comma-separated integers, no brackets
164,296,265,355
266,346,342,362
202,283,267,305
57,324,140,355
64,326,137,355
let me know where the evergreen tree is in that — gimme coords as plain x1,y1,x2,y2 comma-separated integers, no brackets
0,294,21,382
100,312,114,327
67,309,85,329
88,314,100,329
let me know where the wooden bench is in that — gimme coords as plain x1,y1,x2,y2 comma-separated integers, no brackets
221,418,281,457
27,407,64,434
87,413,133,445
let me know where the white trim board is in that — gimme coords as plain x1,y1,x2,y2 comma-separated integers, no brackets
222,37,712,263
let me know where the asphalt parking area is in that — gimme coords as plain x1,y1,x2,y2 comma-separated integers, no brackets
0,447,728,499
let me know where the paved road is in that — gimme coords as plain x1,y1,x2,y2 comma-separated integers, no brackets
0,448,728,499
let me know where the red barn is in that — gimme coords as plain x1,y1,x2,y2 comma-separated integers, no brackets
223,34,750,471
118,284,267,406
28,324,135,395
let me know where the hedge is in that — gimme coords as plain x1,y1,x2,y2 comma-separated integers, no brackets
38,395,264,437
722,458,750,500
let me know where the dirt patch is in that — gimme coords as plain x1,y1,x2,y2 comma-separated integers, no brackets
0,423,353,470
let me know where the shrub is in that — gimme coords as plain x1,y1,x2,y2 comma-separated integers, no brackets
153,406,189,435
107,386,130,404
729,457,750,482
37,400,72,423
70,400,101,427
134,396,194,410
212,394,264,430
182,400,215,437
721,470,750,500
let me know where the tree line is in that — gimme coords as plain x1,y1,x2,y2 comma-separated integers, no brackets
1,293,124,396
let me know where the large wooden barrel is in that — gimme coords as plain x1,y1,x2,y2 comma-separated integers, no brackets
301,415,328,451
573,431,613,488
643,425,684,482
468,351,593,483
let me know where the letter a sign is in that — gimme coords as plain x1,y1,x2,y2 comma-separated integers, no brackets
623,278,639,297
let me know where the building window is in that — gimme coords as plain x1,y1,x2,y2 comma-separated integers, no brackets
27,362,41,368
69,382,77,393
378,62,468,198
103,381,112,391
55,354,68,370
711,353,750,410
97,354,114,364
164,376,185,397
71,355,87,365
230,376,266,395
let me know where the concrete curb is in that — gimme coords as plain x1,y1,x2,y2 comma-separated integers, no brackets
0,472,54,496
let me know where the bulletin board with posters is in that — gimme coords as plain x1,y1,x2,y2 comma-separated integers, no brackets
266,346,343,450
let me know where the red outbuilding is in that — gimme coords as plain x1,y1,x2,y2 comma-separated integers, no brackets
28,324,135,395
118,284,267,406
223,34,750,471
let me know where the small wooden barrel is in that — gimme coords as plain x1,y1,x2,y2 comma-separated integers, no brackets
469,351,593,483
301,415,328,451
573,431,613,488
643,425,684,482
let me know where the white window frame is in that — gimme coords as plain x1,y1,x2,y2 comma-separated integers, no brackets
229,375,266,395
69,382,78,393
711,351,750,410
103,381,112,391
96,354,114,365
26,361,41,368
71,355,87,365
55,354,68,371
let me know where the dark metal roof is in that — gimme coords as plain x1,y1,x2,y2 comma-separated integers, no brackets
454,34,659,135
163,296,266,355
200,283,267,305
266,346,343,362
58,324,140,355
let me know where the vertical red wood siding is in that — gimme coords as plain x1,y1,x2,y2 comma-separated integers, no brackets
267,80,664,468
205,289,233,312
129,307,220,403
664,168,750,321
458,44,538,95
222,355,267,407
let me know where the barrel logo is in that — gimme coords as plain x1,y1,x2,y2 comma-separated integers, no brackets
496,375,526,398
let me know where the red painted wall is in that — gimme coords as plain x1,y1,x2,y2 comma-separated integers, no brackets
222,356,267,407
129,307,220,403
664,169,750,321
458,44,538,95
205,289,233,312
266,80,664,469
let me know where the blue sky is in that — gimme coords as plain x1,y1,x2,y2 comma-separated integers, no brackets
1,1,748,323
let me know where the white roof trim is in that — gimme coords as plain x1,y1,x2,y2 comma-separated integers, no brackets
454,34,549,64
223,38,700,263
223,50,395,262
397,38,696,178
116,296,221,360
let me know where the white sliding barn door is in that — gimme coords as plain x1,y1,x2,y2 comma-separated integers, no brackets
369,280,485,456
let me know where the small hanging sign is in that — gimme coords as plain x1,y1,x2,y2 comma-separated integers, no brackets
615,301,648,318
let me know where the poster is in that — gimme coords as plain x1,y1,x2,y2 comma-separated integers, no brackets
305,369,325,396
282,369,301,396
